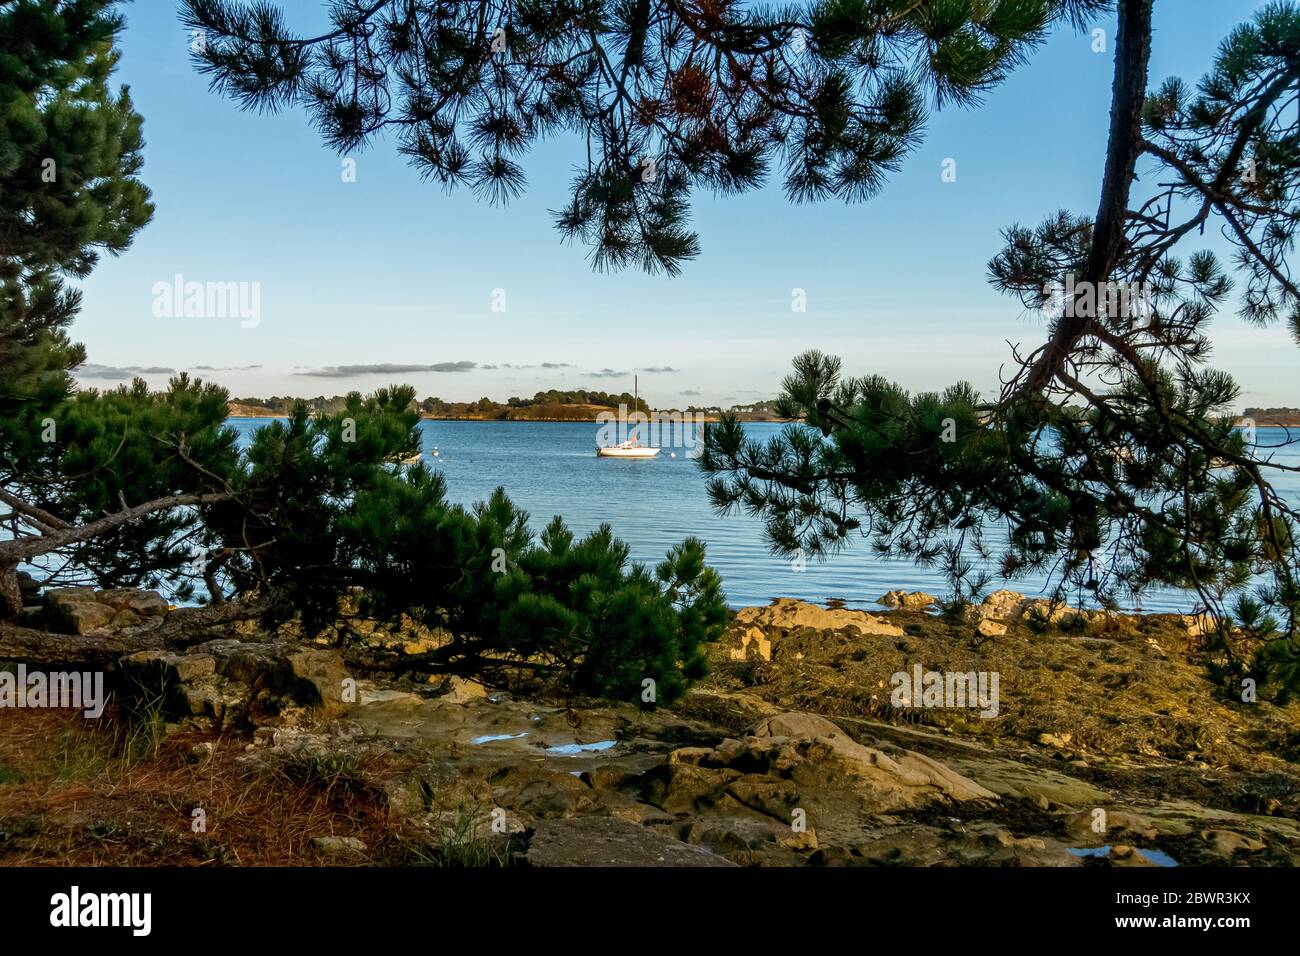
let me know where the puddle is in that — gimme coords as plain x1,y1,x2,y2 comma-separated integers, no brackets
1068,846,1110,859
1068,845,1178,867
471,732,528,745
545,740,618,756
1136,848,1178,867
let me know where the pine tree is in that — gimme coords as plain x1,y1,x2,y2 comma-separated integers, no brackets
0,3,728,705
181,0,1104,275
197,386,726,703
702,0,1300,698
0,0,156,612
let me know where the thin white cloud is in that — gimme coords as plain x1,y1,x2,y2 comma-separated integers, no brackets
296,361,477,377
77,364,175,379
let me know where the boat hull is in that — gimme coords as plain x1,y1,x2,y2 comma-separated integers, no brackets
596,446,660,458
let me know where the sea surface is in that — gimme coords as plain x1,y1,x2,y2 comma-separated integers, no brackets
225,419,1300,613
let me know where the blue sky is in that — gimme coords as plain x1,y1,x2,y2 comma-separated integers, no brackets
73,0,1296,408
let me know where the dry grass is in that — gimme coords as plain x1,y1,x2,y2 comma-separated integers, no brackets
0,706,428,866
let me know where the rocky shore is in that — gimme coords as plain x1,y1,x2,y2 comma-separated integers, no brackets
2,584,1297,867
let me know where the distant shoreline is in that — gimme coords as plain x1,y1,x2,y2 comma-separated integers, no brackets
224,407,1289,427
224,414,778,424
1244,417,1300,427
225,407,783,424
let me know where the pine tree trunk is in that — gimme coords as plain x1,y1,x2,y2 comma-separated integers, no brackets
1018,0,1154,394
0,622,162,669
0,560,22,620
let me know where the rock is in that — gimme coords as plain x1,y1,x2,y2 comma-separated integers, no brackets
581,765,642,791
663,712,996,815
310,835,367,857
117,641,350,725
383,776,431,819
1200,829,1265,857
43,587,168,635
725,777,800,820
953,757,1111,806
181,680,250,726
747,713,996,802
978,590,1027,621
751,712,845,739
732,599,904,638
188,741,217,763
1038,732,1073,749
119,650,234,723
280,647,350,714
977,619,1007,638
995,828,1045,851
680,821,761,858
643,762,742,813
729,626,772,662
605,803,676,826
959,590,1090,627
437,676,487,703
16,571,40,603
211,641,349,715
43,589,114,634
1109,844,1156,867
526,816,737,867
1024,600,1100,627
878,590,938,609
810,845,853,866
413,808,526,846
490,766,597,819
99,589,169,616
777,827,818,850
1065,809,1159,844
382,760,493,820
122,650,217,686
856,828,947,865
15,605,45,626
1181,613,1221,639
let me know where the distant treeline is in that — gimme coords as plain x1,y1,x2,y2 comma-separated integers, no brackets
232,390,652,419
233,395,351,415
686,400,781,416
505,389,647,409
1244,407,1300,418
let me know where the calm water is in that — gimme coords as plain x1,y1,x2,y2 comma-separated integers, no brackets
225,419,1300,613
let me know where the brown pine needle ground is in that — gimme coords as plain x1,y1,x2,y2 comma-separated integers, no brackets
0,707,422,866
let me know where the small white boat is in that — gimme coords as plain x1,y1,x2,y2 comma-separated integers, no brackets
597,440,660,459
596,375,661,459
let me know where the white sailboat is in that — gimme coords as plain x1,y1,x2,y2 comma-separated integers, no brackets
597,375,660,458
